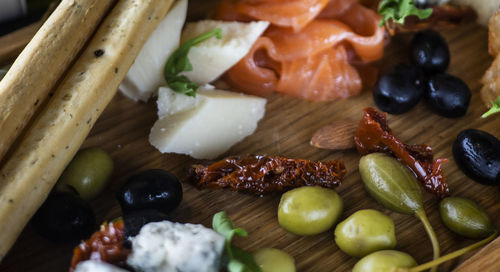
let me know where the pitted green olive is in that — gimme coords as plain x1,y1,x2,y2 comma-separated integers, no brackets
56,147,113,201
440,197,495,239
278,186,343,235
334,209,396,257
253,248,295,272
353,250,417,272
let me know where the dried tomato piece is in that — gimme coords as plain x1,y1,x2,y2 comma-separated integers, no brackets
384,4,477,35
70,220,130,272
189,155,346,195
354,108,449,198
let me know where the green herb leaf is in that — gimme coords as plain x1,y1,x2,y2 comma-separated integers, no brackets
212,211,262,272
481,96,500,118
212,211,248,259
231,246,262,272
378,0,433,26
164,28,222,96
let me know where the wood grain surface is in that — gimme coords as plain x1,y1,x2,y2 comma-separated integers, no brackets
0,2,499,272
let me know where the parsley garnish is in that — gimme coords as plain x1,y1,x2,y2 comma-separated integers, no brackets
481,95,500,118
212,211,262,272
378,0,433,26
164,28,222,96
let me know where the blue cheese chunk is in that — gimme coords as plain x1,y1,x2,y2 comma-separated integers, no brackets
127,221,225,272
74,260,128,272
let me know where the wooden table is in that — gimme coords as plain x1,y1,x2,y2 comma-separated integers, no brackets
0,5,499,272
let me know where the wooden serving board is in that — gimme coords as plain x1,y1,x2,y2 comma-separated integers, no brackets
0,2,499,272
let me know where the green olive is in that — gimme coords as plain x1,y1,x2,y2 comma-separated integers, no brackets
359,153,423,215
334,209,396,257
440,197,495,239
253,248,295,272
56,147,113,201
278,186,343,235
353,250,417,272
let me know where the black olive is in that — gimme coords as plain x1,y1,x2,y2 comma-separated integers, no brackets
411,30,450,74
31,192,96,243
453,129,500,185
373,63,425,114
117,169,182,214
425,74,471,118
123,209,169,237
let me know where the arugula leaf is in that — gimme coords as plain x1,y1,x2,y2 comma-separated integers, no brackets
164,28,222,96
481,95,500,118
378,0,432,26
212,211,262,272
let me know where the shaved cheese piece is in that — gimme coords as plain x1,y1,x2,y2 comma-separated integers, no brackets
180,20,269,85
149,86,266,159
120,0,187,102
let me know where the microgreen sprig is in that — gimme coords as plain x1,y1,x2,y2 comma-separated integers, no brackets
164,28,222,96
481,96,500,118
378,0,433,26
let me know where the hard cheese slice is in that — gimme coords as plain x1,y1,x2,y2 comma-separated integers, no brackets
181,20,269,85
120,0,187,102
149,87,266,159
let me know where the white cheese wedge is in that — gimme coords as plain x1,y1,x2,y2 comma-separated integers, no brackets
149,86,266,159
119,0,187,102
180,20,269,85
75,260,128,272
127,221,225,272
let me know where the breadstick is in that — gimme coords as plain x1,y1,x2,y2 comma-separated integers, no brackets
0,0,114,163
0,0,173,260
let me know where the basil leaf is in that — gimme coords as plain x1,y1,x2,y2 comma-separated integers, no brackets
212,211,262,272
164,28,222,96
481,95,500,118
213,211,248,244
378,0,432,26
231,246,262,272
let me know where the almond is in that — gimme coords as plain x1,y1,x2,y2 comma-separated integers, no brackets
310,120,358,150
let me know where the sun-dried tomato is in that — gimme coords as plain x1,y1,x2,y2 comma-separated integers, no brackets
189,155,346,195
70,220,130,271
354,108,449,198
384,4,477,35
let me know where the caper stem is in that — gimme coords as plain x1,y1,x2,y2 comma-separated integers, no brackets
407,231,498,272
415,209,440,272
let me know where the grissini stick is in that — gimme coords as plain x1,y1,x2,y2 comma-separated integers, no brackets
0,0,173,260
0,0,115,163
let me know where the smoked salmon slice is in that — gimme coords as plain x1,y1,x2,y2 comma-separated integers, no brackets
217,0,385,101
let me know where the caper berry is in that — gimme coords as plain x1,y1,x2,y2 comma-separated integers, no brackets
353,250,417,272
334,209,396,257
278,186,343,235
56,147,114,201
253,248,296,272
359,153,441,268
359,153,423,215
440,197,495,239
